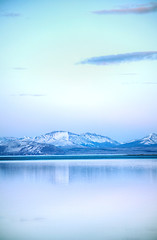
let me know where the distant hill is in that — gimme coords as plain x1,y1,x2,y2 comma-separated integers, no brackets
120,133,157,147
0,132,157,155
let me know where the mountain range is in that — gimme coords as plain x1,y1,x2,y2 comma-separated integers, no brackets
0,131,157,155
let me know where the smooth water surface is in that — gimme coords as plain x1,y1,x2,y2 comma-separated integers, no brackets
0,158,157,240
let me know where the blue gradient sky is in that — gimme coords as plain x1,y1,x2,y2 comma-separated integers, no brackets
0,0,157,141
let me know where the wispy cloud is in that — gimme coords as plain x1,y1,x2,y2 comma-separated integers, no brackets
1,12,21,17
93,2,157,14
19,94,46,97
13,67,27,71
80,51,157,66
12,94,46,97
143,82,157,84
119,73,137,76
122,81,157,85
20,217,45,222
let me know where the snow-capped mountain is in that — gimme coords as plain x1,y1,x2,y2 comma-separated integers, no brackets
140,133,157,145
33,131,81,147
122,133,157,147
0,132,157,155
0,137,63,155
32,131,120,147
81,132,119,146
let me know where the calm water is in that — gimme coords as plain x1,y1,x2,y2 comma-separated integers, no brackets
0,157,157,240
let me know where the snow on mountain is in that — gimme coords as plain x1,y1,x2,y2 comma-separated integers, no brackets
33,131,80,146
121,133,157,147
0,132,157,155
32,131,120,147
81,132,119,145
0,137,17,144
140,133,157,145
0,138,63,155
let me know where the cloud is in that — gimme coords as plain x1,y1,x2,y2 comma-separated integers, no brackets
13,67,27,70
1,12,21,17
20,217,45,222
143,82,157,84
80,51,157,66
19,94,45,97
122,81,157,85
93,2,157,14
119,73,137,76
12,94,46,97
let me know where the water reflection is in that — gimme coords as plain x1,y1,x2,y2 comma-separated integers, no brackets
0,159,157,185
0,159,157,240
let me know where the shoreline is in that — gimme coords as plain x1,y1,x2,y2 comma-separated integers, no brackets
0,154,157,161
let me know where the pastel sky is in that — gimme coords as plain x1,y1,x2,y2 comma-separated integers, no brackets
0,0,157,142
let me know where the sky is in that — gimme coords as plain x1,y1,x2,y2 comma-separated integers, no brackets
0,0,157,142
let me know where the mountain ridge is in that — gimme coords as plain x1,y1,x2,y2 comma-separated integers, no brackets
0,131,157,155
121,133,157,147
32,131,120,147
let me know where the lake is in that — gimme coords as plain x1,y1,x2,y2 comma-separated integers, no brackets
0,156,157,240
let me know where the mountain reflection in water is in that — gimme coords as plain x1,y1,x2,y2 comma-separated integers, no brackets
0,158,157,240
0,159,157,185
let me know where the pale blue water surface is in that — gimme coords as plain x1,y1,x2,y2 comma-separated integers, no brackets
0,157,157,240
